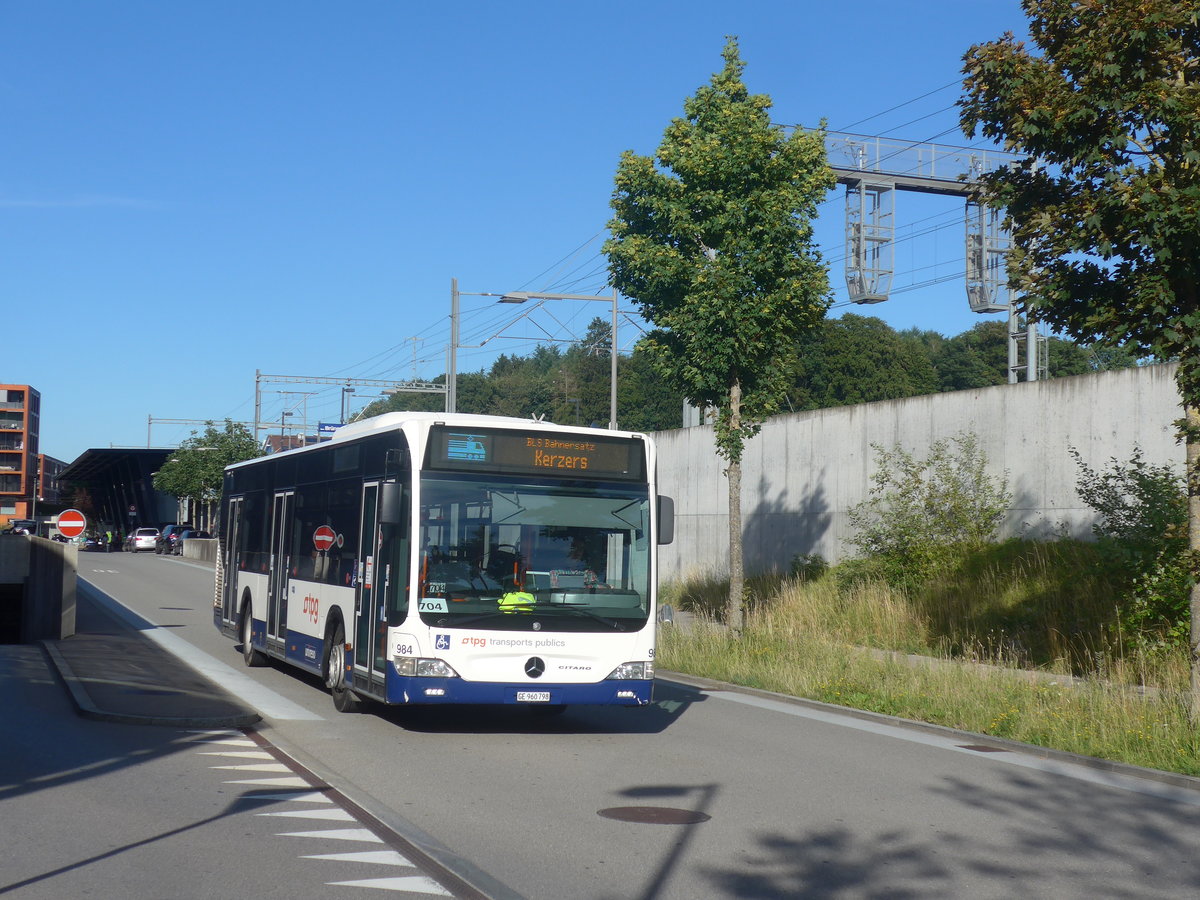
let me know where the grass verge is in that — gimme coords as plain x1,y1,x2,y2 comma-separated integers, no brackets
659,544,1200,777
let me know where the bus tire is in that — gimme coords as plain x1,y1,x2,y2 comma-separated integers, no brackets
241,604,267,667
326,621,360,713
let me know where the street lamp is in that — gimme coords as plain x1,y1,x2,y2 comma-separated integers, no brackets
341,386,356,424
448,280,620,429
498,290,619,430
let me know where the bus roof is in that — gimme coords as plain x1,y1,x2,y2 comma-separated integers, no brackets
225,412,651,472
330,411,534,443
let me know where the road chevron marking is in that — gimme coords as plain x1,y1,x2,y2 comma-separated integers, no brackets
302,850,415,866
242,791,333,804
278,828,385,843
224,776,310,787
326,875,453,895
196,735,466,898
209,762,291,772
256,808,356,821
198,750,274,759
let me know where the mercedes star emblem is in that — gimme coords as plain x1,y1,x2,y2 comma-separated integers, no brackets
525,657,546,678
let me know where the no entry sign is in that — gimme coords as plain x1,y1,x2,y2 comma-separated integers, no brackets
57,509,87,539
313,525,336,552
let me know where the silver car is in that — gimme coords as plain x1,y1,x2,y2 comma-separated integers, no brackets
130,527,159,552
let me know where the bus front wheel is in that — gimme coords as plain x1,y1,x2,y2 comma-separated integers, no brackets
326,622,360,713
241,607,267,667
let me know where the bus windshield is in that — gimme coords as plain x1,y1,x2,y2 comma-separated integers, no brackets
417,474,652,632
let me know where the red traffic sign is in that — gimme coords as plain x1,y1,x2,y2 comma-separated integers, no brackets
58,509,87,539
313,525,337,552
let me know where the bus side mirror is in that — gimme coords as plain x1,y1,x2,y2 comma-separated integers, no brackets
657,495,674,545
380,482,406,525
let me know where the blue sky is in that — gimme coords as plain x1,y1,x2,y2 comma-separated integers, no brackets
3,1,1031,462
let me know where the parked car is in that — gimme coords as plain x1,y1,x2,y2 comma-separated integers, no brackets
172,528,211,555
156,524,191,555
128,527,159,553
82,534,105,552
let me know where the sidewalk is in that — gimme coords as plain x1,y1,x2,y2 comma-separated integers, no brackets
36,585,260,728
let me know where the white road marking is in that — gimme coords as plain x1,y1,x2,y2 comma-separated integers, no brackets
303,850,415,866
198,750,274,760
279,828,385,843
242,791,333,804
224,776,311,787
210,762,291,772
256,808,356,821
707,689,1200,807
327,875,452,895
85,584,323,721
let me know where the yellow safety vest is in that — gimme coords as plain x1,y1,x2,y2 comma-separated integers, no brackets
498,591,535,613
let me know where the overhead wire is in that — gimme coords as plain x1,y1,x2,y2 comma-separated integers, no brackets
326,79,983,399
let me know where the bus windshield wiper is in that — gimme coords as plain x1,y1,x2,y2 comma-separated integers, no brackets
556,607,627,631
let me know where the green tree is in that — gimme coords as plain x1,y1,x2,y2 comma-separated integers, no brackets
618,342,685,433
791,314,939,410
960,0,1200,704
606,38,833,630
153,420,261,527
563,317,617,427
934,321,1008,391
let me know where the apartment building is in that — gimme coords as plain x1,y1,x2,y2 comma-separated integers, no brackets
0,384,40,528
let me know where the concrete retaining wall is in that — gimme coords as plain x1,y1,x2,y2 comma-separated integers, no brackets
0,535,77,641
653,363,1183,581
182,538,218,565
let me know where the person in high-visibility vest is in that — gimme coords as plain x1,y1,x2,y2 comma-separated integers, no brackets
498,590,535,613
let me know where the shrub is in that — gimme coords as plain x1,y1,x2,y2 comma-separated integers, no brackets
1069,446,1191,649
789,553,829,581
846,432,1011,586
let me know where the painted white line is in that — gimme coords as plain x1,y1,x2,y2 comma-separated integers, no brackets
85,583,323,721
198,751,274,760
327,875,452,895
256,808,356,821
242,791,333,804
210,763,291,772
708,689,1200,807
303,850,414,866
194,739,259,747
224,776,311,787
279,828,384,843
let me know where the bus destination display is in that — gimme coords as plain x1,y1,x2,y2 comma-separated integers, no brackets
429,426,644,480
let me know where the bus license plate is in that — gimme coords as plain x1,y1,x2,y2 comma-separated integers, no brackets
517,691,551,703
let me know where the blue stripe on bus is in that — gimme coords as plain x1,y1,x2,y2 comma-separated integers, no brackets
285,632,325,674
383,676,653,706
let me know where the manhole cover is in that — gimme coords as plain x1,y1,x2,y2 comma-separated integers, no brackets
598,806,711,825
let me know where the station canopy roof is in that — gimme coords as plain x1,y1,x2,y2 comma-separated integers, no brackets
59,448,174,483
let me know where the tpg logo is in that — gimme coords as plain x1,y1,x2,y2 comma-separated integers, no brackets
435,633,451,651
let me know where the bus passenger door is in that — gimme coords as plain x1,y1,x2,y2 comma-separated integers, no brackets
222,496,243,625
354,482,386,690
268,490,294,648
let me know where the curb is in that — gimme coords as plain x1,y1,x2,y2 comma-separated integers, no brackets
42,641,261,729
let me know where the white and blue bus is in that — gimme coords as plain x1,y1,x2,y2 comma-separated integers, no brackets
214,412,674,713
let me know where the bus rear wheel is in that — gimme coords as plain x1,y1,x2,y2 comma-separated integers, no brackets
326,622,360,713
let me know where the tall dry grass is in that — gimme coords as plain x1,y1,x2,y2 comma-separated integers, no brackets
659,541,1198,775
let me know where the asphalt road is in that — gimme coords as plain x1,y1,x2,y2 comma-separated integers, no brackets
76,553,1200,899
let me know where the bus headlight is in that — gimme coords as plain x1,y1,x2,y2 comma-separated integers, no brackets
606,661,653,680
393,656,459,678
